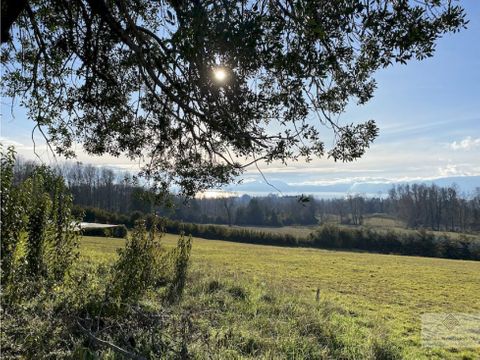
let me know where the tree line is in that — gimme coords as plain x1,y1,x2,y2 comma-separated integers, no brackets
154,185,480,232
13,159,153,214
388,184,480,232
12,159,480,232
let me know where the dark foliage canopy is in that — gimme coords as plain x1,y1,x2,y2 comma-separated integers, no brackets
1,0,466,195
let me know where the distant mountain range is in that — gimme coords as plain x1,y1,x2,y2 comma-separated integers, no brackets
221,175,480,198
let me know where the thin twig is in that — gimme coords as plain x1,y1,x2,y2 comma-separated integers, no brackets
76,321,147,360
254,158,283,195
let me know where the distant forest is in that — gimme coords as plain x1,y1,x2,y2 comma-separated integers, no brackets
13,160,480,232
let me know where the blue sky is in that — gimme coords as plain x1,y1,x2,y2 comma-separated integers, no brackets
1,1,479,190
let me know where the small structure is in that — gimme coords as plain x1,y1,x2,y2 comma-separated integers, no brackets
74,222,127,238
72,222,123,232
79,222,122,229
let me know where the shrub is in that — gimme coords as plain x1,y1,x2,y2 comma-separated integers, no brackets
82,224,128,238
81,227,109,237
165,233,192,304
111,224,128,238
309,225,479,260
74,205,131,226
163,219,301,247
1,146,28,280
24,174,51,278
110,220,164,302
1,147,79,295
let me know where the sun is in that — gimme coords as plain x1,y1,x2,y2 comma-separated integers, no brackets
213,67,227,82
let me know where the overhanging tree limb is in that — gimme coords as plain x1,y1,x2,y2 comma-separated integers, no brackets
0,0,468,196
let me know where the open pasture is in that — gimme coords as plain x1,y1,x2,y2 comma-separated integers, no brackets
210,215,480,241
80,234,480,359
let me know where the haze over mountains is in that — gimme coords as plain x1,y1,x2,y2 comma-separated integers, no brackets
216,175,480,198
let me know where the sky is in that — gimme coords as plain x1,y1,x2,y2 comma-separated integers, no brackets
1,1,479,193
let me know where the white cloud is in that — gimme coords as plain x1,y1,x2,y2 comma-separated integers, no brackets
0,137,25,147
0,136,142,170
291,177,392,186
437,164,473,177
449,136,480,151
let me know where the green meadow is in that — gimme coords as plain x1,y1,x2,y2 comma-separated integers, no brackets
209,215,480,241
81,234,480,359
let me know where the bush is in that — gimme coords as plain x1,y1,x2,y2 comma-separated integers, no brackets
111,224,128,238
81,227,110,237
110,218,192,303
82,224,128,238
1,146,28,280
163,219,300,247
73,205,131,226
309,225,479,260
110,220,165,302
165,233,192,304
1,147,79,295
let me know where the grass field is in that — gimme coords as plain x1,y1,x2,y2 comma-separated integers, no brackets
337,215,480,241
81,234,480,359
210,224,317,238
208,215,480,241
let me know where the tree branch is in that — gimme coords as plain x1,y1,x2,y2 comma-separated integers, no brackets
1,0,28,43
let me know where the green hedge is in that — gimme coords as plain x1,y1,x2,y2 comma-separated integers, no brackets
162,220,301,247
82,224,128,238
162,220,479,261
308,225,480,261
